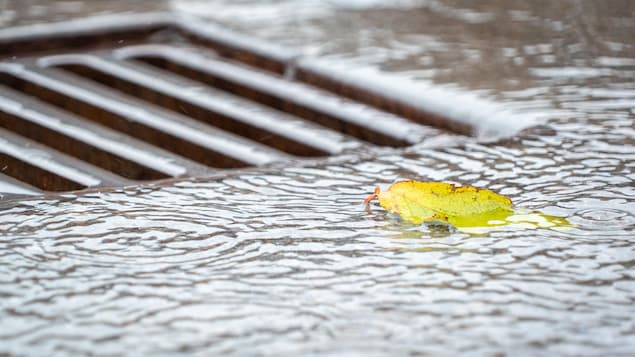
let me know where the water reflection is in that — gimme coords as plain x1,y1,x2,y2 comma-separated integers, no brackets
1,0,635,355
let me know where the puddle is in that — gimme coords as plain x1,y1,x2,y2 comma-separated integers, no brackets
1,0,634,355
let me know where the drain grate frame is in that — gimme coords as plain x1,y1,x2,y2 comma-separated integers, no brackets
0,12,513,201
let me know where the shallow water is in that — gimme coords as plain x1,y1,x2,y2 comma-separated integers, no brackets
1,0,635,355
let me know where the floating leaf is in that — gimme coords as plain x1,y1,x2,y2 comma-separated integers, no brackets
364,181,571,229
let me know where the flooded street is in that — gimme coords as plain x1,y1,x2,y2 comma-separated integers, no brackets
1,0,635,355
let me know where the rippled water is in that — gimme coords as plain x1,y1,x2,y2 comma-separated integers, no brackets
1,0,635,355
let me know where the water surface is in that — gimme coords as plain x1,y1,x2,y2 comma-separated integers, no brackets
1,0,635,355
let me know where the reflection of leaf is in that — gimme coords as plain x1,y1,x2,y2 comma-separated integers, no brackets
364,181,571,230
505,211,573,228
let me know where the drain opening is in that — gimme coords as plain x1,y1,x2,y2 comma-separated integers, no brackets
294,65,473,136
0,25,166,60
0,152,84,192
0,109,169,181
51,63,330,157
180,30,289,75
0,128,128,192
0,71,259,169
0,13,479,198
127,55,412,147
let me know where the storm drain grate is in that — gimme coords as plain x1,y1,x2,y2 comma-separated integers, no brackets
0,13,487,200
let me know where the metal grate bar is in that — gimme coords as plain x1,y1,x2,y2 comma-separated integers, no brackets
0,173,43,199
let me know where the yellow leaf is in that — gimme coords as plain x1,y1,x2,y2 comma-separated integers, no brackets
364,181,570,229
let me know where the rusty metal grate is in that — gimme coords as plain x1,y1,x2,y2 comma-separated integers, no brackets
0,13,483,200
